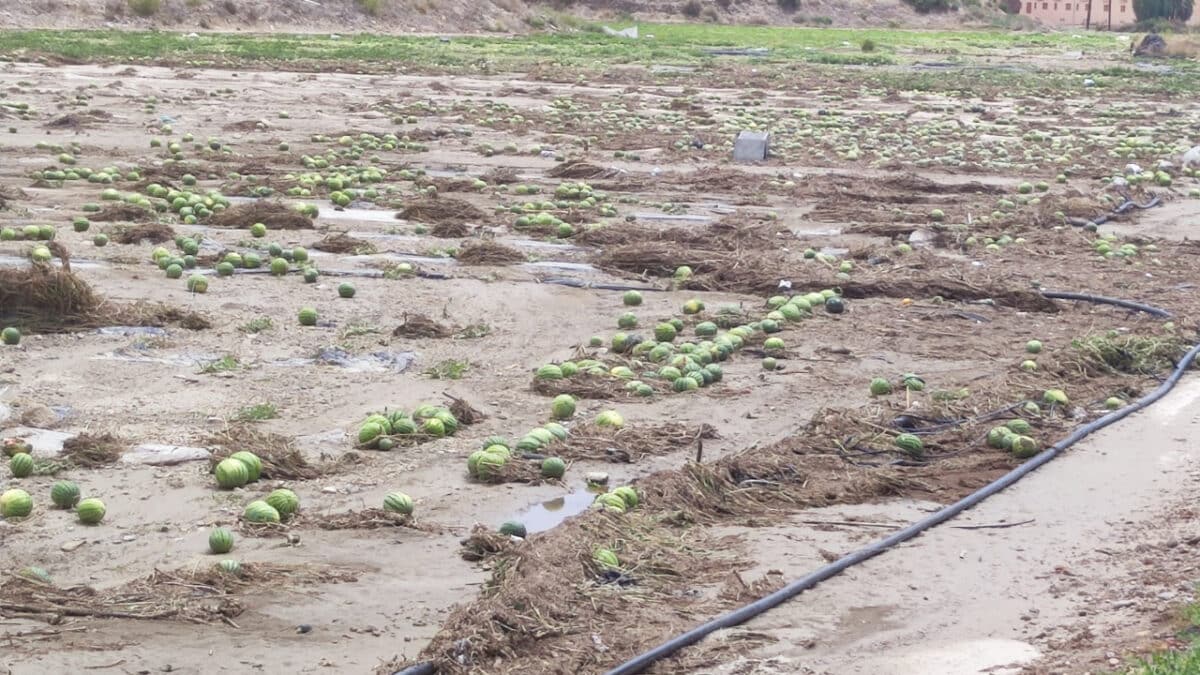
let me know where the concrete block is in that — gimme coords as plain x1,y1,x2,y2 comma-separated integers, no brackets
733,131,769,162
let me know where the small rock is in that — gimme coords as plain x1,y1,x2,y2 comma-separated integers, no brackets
585,472,609,486
1158,590,1177,601
61,539,86,552
297,624,312,634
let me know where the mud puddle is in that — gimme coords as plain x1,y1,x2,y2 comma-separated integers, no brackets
512,484,604,534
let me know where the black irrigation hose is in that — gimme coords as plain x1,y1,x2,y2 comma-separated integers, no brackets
606,340,1200,675
394,293,1187,675
1065,195,1161,227
1040,290,1173,318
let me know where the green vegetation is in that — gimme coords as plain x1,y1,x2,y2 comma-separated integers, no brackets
238,316,273,334
127,0,161,17
234,403,278,422
198,355,241,374
1126,598,1200,674
424,358,469,380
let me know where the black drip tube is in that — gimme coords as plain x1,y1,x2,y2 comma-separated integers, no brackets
395,294,1194,675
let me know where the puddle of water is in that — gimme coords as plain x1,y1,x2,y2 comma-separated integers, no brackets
320,207,399,224
96,326,168,337
633,213,714,223
521,261,599,273
93,348,220,367
0,254,107,270
513,484,605,534
363,252,457,266
267,348,415,373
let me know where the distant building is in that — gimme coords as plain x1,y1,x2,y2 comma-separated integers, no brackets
1019,0,1200,27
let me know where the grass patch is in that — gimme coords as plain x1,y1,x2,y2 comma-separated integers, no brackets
456,323,492,339
238,316,273,334
424,358,469,380
339,323,380,339
1070,333,1186,376
234,402,278,422
199,354,241,374
1127,597,1200,673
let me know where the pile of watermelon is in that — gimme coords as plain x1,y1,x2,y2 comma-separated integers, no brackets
592,485,640,514
467,432,567,482
214,451,265,490
357,404,460,450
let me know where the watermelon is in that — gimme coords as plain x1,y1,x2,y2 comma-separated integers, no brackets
218,559,242,576
208,527,234,554
0,489,33,518
76,497,106,524
270,258,288,276
383,492,414,515
516,435,542,452
536,364,564,380
482,436,510,450
265,488,300,517
762,357,778,371
391,418,417,435
1010,435,1040,458
1005,419,1032,435
869,378,892,396
1104,397,1124,410
215,458,250,489
617,312,638,329
467,450,488,477
1025,340,1042,354
242,500,280,524
544,423,569,441
595,410,624,428
541,457,566,479
422,418,446,437
499,521,527,537
763,337,785,351
560,361,579,377
987,426,1015,449
824,297,845,314
902,374,925,391
613,486,639,509
894,433,924,456
303,268,319,283
412,404,439,420
50,481,80,508
622,291,643,306
434,411,459,436
1043,389,1069,405
1,327,20,346
358,422,384,446
682,299,704,315
18,566,52,584
593,548,620,569
610,333,630,353
695,322,718,338
229,451,262,482
298,308,318,326
529,428,555,446
594,492,627,513
760,319,781,334
338,282,356,298
10,453,34,478
475,452,507,480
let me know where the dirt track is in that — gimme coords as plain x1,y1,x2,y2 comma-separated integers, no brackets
0,43,1199,675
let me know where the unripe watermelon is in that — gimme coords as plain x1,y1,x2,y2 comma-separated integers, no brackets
499,521,527,537
1005,419,1032,435
1010,435,1040,458
622,290,643,306
209,527,234,554
298,308,318,326
433,411,459,436
10,452,34,478
695,321,718,338
358,422,384,446
613,486,639,509
422,418,446,437
541,457,566,479
516,436,542,452
617,312,638,329
593,548,620,569
869,378,892,396
529,427,555,446
0,488,33,518
551,394,576,420
594,492,627,512
536,364,564,380
50,481,80,508
595,410,624,428
1043,389,1069,405
265,488,299,517
559,361,579,377
543,423,569,441
383,492,414,515
894,433,924,456
391,417,417,435
215,458,250,489
243,500,280,524
475,452,507,479
987,426,1014,448
218,559,242,576
229,451,262,482
763,337,785,351
76,497,106,524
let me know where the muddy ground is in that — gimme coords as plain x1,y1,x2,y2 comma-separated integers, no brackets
0,41,1199,675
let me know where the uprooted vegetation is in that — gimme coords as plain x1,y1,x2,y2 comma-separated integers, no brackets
208,200,313,229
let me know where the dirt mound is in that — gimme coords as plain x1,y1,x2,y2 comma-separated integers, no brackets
89,203,154,222
0,564,356,626
554,422,718,463
43,110,112,129
456,240,525,265
61,432,124,467
111,222,177,245
209,200,313,230
398,197,486,225
393,313,457,339
312,232,375,254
